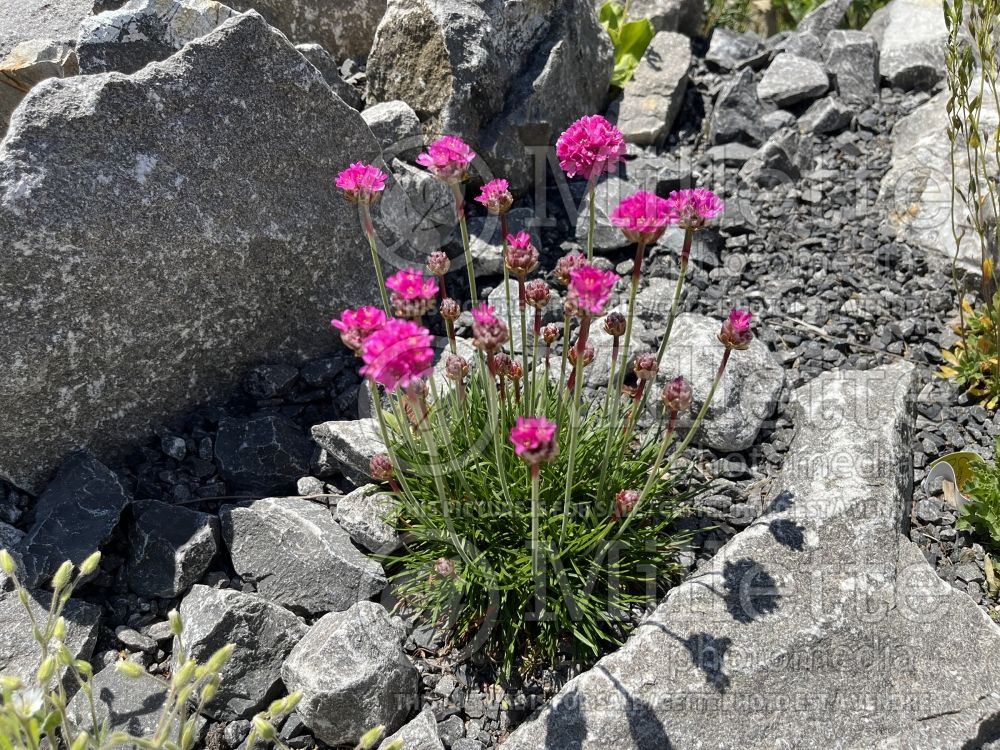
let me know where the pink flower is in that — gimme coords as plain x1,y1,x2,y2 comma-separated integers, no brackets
475,178,513,214
633,352,658,381
718,309,753,350
504,231,539,275
664,188,724,230
471,303,509,353
370,453,394,482
335,162,388,204
416,136,476,183
427,251,450,277
331,306,388,353
662,376,693,412
524,279,551,308
359,318,434,391
611,191,672,244
554,252,587,286
385,268,439,318
556,115,626,181
614,489,640,520
509,416,559,466
567,264,618,317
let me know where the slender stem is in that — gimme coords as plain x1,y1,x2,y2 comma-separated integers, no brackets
531,307,542,410
661,349,731,474
361,203,391,313
445,318,457,355
560,316,591,543
530,464,541,582
586,179,597,261
556,315,572,427
452,184,477,303
518,275,529,409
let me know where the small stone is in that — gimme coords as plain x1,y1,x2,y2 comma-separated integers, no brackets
435,674,457,699
378,708,445,750
116,626,157,654
797,96,853,134
0,40,78,135
310,417,385,486
452,740,484,750
955,563,985,584
915,498,941,524
224,719,252,748
705,27,764,70
161,435,187,461
362,100,423,160
297,476,326,496
739,128,801,188
757,53,829,107
438,714,465,745
710,67,766,147
823,30,879,107
335,484,399,552
616,31,690,146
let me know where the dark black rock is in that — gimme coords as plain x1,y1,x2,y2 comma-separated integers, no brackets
214,415,314,493
243,364,299,399
710,68,766,147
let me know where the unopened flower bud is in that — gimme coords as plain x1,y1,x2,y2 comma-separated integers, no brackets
79,551,101,577
493,352,513,377
52,560,73,593
0,549,15,576
603,312,626,338
662,376,693,412
524,279,551,308
568,342,595,368
504,232,539,276
252,716,277,742
427,251,450,277
168,609,183,636
435,558,456,578
633,352,657,381
370,454,394,483
508,360,523,381
554,252,587,286
542,324,560,345
445,354,470,381
440,297,461,322
614,489,640,519
718,309,753,350
115,660,144,679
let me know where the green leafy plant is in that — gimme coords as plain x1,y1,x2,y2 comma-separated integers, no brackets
0,550,304,750
599,2,656,88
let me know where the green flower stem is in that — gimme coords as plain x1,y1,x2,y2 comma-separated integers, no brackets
370,387,421,511
361,203,391,314
500,213,515,352
479,351,514,507
530,464,541,583
555,314,572,427
560,316,591,543
452,184,478,303
445,319,457,355
518,275,529,410
586,179,597,261
531,307,543,411
656,230,692,367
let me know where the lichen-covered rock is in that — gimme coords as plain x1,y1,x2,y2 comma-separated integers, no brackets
0,12,382,493
178,585,308,719
220,496,386,615
0,0,94,59
281,601,419,746
615,31,690,147
366,0,613,193
76,0,238,74
0,40,78,135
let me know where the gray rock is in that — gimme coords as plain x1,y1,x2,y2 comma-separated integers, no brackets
616,31,690,147
228,0,386,59
657,313,784,452
0,590,100,684
220,496,386,615
0,0,93,59
380,156,455,252
116,626,157,653
739,127,801,188
797,0,852,40
178,585,307,719
487,284,563,356
757,53,829,107
362,100,422,160
619,0,703,35
127,499,220,598
823,29,879,107
296,476,326,496
705,28,764,70
311,417,384,486
0,40,78,135
335,484,399,552
0,12,383,494
505,361,1000,749
224,719,252,747
709,67,766,147
281,601,419,746
366,0,612,194
18,453,132,587
214,415,314,494
776,30,823,62
760,108,797,136
295,42,363,111
378,707,444,750
705,142,757,166
868,0,946,90
797,96,853,134
76,0,238,74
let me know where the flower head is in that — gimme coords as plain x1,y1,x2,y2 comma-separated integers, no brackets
475,178,513,214
471,303,509,353
416,136,476,183
386,268,439,318
568,341,595,368
335,162,388,204
614,489,640,520
427,251,450,277
508,360,523,381
633,352,658,381
604,312,626,338
555,252,587,286
718,309,753,350
439,297,461,322
493,352,513,377
370,453,394,483
663,376,693,412
665,188,724,230
509,416,559,466
524,279,551,309
359,318,434,391
332,306,388,353
612,191,672,244
435,557,456,578
556,115,626,181
567,264,618,317
505,231,539,276
542,323,560,345
445,354,469,380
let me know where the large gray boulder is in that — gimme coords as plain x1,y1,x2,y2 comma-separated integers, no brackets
866,0,946,90
0,0,93,59
0,40,78,135
281,600,419,746
76,0,239,74
178,585,308,719
757,53,829,107
295,42,363,110
615,31,690,147
503,361,1000,749
0,12,382,493
227,0,386,59
366,0,613,193
18,453,132,587
220,496,386,615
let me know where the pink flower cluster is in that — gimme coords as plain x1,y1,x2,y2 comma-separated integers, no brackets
718,309,753,350
331,306,387,353
664,188,724,230
359,318,434,392
335,162,388,204
510,416,558,466
611,191,672,244
417,136,476,183
475,179,513,214
556,115,626,181
567,264,618,317
386,268,439,318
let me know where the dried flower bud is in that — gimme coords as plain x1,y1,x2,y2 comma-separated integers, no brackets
718,309,753,350
445,354,470,380
662,376,693,413
568,342,595,368
427,251,451,277
603,312,626,337
370,454,394,483
614,489,640,519
555,252,587,286
633,352,658,381
524,279,551,308
542,323,560,345
435,557,456,578
439,297,461,322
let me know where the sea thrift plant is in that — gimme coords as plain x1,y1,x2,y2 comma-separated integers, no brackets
336,162,391,312
331,119,739,675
